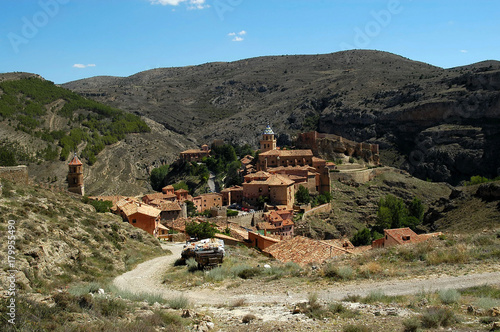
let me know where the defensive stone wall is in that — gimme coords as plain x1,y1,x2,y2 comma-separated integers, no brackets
302,203,332,220
0,166,29,185
296,131,380,165
227,211,264,228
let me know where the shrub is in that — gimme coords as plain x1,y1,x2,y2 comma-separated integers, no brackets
402,317,421,332
167,295,190,309
206,266,229,282
351,228,372,246
323,264,354,280
343,324,371,332
421,306,457,328
186,258,198,272
238,267,260,279
439,289,461,304
363,290,386,303
94,297,128,317
242,313,257,324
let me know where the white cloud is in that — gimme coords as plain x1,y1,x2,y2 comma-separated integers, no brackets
187,0,209,10
149,0,185,5
149,0,209,10
228,30,247,41
460,50,468,53
73,64,96,69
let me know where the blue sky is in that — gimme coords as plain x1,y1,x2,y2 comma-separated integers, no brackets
1,0,499,84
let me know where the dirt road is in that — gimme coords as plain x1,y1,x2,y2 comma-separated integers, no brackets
113,243,500,306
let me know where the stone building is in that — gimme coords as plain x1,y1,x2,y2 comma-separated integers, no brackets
179,144,210,162
192,193,224,213
242,172,295,209
67,154,84,196
256,126,331,194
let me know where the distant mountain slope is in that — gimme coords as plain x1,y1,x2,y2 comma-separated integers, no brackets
63,50,500,184
0,73,194,195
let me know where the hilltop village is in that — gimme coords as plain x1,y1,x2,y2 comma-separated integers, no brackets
82,126,441,264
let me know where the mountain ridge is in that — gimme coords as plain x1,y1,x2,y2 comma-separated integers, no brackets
62,50,500,185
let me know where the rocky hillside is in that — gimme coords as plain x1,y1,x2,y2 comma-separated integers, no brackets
63,50,500,185
0,178,165,294
0,73,195,195
296,170,500,240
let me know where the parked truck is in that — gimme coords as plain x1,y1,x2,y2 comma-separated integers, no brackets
181,238,225,269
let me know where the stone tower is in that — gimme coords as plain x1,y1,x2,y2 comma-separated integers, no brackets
260,125,276,152
67,153,84,196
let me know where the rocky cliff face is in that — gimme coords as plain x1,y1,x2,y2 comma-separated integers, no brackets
63,51,500,185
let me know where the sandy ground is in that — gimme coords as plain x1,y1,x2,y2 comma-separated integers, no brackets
114,243,500,305
113,243,500,327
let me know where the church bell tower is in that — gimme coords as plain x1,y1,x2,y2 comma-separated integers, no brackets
260,125,277,152
67,153,85,196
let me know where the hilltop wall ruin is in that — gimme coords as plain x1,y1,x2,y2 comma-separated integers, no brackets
0,166,29,185
296,131,380,165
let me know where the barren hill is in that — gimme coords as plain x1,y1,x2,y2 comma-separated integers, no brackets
63,50,500,185
0,73,195,195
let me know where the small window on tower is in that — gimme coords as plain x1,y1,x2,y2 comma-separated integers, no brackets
74,178,77,184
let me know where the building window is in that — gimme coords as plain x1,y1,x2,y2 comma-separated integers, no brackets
132,219,137,223
402,236,410,241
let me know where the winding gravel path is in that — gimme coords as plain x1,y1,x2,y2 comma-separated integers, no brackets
113,243,500,306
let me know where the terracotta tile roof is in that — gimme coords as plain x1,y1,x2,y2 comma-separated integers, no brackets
180,149,209,154
263,236,350,265
322,238,355,250
137,204,161,218
265,174,295,186
175,189,189,193
245,171,271,180
257,222,278,231
162,185,174,190
68,154,83,166
259,149,314,157
214,233,244,243
282,219,294,226
157,223,169,231
150,199,182,212
312,157,326,163
143,192,165,201
385,228,421,245
221,185,243,193
240,155,254,165
166,218,188,232
117,199,161,218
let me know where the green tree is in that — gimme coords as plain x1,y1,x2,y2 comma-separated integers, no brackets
185,222,216,239
257,195,269,210
375,195,425,232
89,200,113,213
317,192,333,205
295,185,311,204
376,194,407,231
184,200,197,217
173,181,189,191
0,146,17,166
408,197,424,222
351,228,372,246
149,165,170,191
